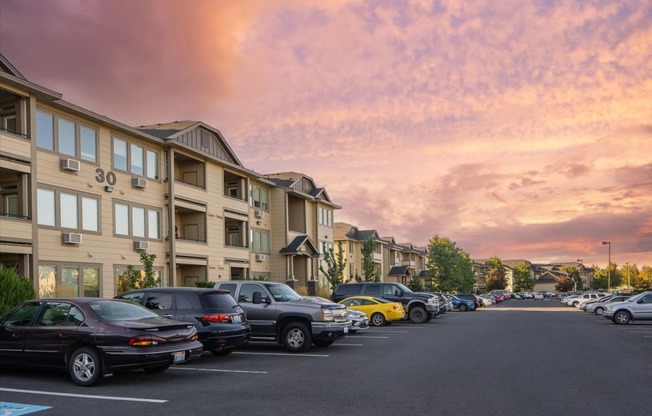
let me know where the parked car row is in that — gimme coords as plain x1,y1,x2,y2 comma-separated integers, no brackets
568,290,652,325
0,281,498,387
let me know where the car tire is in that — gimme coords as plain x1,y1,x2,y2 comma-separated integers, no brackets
572,301,579,307
143,365,170,373
281,322,312,352
211,348,234,356
613,310,631,325
370,313,386,326
459,304,468,312
312,340,335,347
594,307,604,315
408,306,428,323
69,346,102,387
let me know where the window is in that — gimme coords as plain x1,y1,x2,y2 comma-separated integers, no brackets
36,110,98,161
113,138,128,170
252,229,270,253
38,264,100,298
251,186,269,210
114,202,161,240
112,137,159,179
145,293,173,310
146,150,159,179
58,118,76,156
4,194,18,217
318,207,333,226
37,188,99,231
36,111,54,150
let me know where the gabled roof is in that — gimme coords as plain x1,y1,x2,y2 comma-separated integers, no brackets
264,171,341,208
279,235,320,257
0,53,26,80
137,120,243,167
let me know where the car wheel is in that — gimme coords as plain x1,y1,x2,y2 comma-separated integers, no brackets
613,310,631,325
281,322,312,352
594,307,604,315
408,306,428,323
312,340,335,347
572,301,579,307
69,346,102,387
211,348,234,356
459,304,468,312
370,313,386,326
143,365,170,373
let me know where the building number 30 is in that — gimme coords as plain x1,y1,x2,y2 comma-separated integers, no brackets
95,168,117,186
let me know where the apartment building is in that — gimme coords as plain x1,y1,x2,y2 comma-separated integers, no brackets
334,222,384,281
0,53,339,297
264,172,340,291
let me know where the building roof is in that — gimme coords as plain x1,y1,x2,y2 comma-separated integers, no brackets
279,235,319,257
388,266,410,276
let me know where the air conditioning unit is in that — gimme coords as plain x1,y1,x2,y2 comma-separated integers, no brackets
61,158,81,172
132,177,148,188
134,241,149,251
62,232,82,244
255,254,266,262
254,210,264,218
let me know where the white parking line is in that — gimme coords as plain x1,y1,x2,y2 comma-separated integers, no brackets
348,335,389,339
0,388,167,403
170,367,267,374
233,352,329,357
333,343,364,347
364,330,409,333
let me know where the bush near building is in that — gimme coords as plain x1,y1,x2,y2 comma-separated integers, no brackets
0,264,36,315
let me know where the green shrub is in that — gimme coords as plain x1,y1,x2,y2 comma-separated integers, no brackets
194,281,215,288
0,265,36,315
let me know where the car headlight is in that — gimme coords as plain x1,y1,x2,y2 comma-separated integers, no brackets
321,308,334,321
605,306,613,312
428,297,436,304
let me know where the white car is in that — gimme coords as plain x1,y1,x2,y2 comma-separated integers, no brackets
479,295,495,305
572,293,605,308
603,291,652,324
534,292,544,300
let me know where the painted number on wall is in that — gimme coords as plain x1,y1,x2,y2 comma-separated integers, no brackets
95,168,117,186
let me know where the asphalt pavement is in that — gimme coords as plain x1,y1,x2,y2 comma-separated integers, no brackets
1,298,651,415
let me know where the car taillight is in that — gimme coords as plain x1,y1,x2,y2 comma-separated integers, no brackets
185,329,198,342
129,335,167,346
201,314,233,323
393,305,399,310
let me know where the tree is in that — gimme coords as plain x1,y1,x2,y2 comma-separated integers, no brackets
426,236,474,293
485,256,507,291
361,238,380,282
634,265,652,290
319,242,347,291
0,265,36,315
561,265,582,291
555,275,574,292
512,262,534,292
593,263,622,290
406,277,424,292
116,252,160,295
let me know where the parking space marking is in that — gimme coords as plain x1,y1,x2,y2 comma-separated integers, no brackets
233,352,329,357
170,367,267,374
332,343,365,347
0,388,167,404
364,330,409,333
347,335,389,339
0,401,51,415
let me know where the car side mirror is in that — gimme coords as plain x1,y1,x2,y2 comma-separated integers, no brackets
252,291,269,304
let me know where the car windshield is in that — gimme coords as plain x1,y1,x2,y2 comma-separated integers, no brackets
395,283,413,293
89,300,159,321
266,284,302,302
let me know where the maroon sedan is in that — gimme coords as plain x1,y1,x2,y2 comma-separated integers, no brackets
0,298,203,386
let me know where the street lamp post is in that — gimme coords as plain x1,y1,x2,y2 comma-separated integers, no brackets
577,259,583,289
602,241,611,292
626,262,630,290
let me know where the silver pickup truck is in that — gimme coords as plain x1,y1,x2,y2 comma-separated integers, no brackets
215,281,351,352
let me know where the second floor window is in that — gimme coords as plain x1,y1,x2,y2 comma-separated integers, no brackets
252,229,270,253
114,202,160,239
37,188,99,232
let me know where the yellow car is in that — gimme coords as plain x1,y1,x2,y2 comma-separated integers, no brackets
338,296,405,326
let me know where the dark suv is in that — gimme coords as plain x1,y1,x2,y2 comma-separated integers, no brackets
116,287,251,356
332,282,439,323
456,293,482,309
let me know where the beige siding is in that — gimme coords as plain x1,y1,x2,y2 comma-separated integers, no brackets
0,217,32,241
0,132,31,160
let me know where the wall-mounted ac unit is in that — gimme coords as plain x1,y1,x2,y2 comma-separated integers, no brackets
255,254,266,262
61,158,81,172
254,210,264,218
62,232,82,244
132,178,148,188
134,241,149,251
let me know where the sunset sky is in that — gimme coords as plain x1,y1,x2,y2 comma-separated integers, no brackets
1,0,651,268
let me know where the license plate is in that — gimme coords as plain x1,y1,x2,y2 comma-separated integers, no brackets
232,315,242,324
344,326,349,334
173,351,186,363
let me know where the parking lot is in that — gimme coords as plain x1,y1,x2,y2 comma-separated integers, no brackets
1,299,651,416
